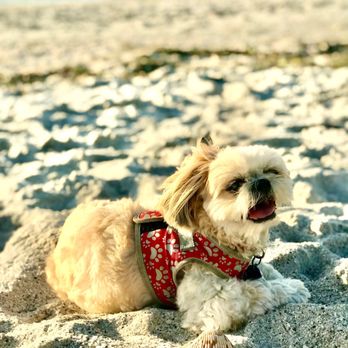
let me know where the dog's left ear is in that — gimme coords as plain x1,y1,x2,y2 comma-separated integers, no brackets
158,137,219,229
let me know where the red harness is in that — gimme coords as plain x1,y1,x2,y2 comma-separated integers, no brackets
134,211,251,307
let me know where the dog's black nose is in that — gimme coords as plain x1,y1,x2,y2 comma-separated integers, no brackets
253,178,271,194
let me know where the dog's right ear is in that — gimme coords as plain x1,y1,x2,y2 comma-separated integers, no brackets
158,138,218,229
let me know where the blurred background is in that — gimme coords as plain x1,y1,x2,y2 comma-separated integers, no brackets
1,0,348,250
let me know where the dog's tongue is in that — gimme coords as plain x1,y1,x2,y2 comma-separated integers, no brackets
248,199,276,220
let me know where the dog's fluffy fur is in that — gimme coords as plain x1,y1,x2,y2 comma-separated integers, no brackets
46,139,310,336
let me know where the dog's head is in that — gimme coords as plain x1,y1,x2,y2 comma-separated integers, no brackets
159,137,292,251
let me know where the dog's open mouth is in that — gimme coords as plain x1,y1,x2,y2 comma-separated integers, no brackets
248,198,276,223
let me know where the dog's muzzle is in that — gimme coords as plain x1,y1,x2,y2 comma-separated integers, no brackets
248,178,276,223
251,178,272,195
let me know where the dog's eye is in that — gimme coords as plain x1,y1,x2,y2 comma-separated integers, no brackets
264,168,280,175
226,179,245,193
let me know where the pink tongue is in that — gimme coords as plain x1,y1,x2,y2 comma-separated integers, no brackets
248,200,276,220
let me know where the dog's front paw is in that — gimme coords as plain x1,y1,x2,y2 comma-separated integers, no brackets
285,279,311,304
185,331,234,348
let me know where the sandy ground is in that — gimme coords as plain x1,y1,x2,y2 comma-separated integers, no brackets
1,0,348,78
1,1,348,347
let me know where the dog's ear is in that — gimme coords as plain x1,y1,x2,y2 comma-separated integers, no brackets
200,133,213,146
158,138,219,229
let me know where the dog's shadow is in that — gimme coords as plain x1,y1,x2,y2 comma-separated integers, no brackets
146,307,196,344
71,318,122,341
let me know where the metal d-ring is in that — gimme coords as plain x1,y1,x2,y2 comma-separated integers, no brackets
251,250,265,266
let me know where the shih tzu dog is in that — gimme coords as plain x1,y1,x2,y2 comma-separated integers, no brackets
46,137,310,347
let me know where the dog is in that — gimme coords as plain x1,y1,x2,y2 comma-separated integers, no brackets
46,137,310,346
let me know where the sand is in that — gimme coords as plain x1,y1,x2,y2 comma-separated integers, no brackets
0,1,348,347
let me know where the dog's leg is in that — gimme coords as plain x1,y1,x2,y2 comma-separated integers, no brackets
177,266,250,333
178,266,247,348
178,265,310,335
267,277,310,305
258,262,284,280
257,263,310,306
246,276,310,317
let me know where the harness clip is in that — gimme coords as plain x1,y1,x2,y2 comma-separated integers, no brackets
251,250,265,266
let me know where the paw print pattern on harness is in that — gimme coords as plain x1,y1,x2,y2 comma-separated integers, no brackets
135,211,252,307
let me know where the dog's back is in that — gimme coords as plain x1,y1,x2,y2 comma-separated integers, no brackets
46,199,153,313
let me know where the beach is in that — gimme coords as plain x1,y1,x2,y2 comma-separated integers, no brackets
0,1,347,347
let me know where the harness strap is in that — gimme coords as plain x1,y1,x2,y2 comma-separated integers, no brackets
134,211,263,307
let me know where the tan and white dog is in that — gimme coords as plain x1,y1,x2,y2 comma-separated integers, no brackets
46,137,310,346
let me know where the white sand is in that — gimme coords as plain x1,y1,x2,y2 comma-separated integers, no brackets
0,1,348,347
